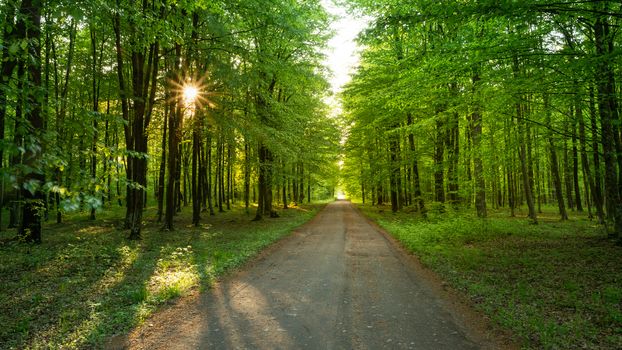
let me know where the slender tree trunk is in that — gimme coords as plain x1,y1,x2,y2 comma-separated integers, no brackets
544,93,568,220
307,176,311,203
571,113,583,212
157,102,168,222
447,113,460,206
0,4,18,231
389,126,401,212
298,163,304,204
226,143,232,210
89,25,101,221
217,137,224,212
594,14,622,236
244,140,250,213
471,71,486,218
517,107,537,223
206,130,215,215
191,115,200,226
407,114,425,213
199,137,207,212
18,0,44,243
577,91,595,219
163,44,182,230
433,114,445,203
563,124,575,210
589,86,605,223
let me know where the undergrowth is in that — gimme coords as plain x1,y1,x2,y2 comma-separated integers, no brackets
0,202,321,349
360,203,622,350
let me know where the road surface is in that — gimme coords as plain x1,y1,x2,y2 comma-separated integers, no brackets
123,201,489,349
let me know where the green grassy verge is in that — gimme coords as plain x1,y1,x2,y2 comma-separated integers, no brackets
0,203,323,349
359,203,622,349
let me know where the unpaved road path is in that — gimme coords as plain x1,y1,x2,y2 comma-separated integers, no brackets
121,201,497,349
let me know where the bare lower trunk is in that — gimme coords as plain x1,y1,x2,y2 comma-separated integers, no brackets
545,94,568,220
471,72,486,218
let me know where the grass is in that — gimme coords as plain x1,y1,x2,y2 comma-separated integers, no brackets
0,201,323,349
359,203,622,350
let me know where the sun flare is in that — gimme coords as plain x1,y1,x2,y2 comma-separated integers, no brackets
183,85,199,105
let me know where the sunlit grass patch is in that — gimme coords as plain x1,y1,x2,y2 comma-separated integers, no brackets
148,245,200,303
359,203,622,349
0,202,323,349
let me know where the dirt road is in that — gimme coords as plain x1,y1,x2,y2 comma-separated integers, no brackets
124,201,489,349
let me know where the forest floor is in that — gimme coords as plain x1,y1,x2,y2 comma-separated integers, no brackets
3,201,619,349
0,201,323,349
111,200,508,350
361,203,622,349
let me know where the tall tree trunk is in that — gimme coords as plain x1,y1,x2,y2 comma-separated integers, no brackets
517,107,537,223
18,0,44,243
89,25,101,221
254,143,276,220
0,3,18,231
226,143,232,210
389,127,401,212
244,140,251,213
206,130,215,215
163,44,182,230
577,90,595,219
407,114,424,213
433,114,445,203
217,136,224,212
447,112,460,206
571,112,583,212
471,71,487,218
544,93,568,220
156,102,168,222
512,58,536,222
298,163,304,204
589,86,605,223
191,115,200,226
594,14,622,237
563,124,575,210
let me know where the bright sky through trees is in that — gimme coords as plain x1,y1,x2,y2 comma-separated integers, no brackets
321,0,369,111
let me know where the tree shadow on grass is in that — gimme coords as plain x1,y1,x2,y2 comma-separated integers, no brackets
0,214,169,349
0,227,126,347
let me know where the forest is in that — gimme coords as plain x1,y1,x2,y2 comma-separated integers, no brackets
0,0,340,243
340,0,622,236
1,0,622,349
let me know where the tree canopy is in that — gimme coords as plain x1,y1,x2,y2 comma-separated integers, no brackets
0,0,340,241
340,0,622,237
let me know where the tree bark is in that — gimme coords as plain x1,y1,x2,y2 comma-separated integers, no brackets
407,114,425,213
156,101,168,222
594,14,622,237
163,44,183,230
244,140,251,213
206,130,215,215
571,112,583,212
577,91,596,220
0,2,18,231
389,127,401,212
516,105,537,223
588,86,605,223
471,71,486,218
433,114,445,203
18,0,44,243
544,93,568,220
191,114,201,226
